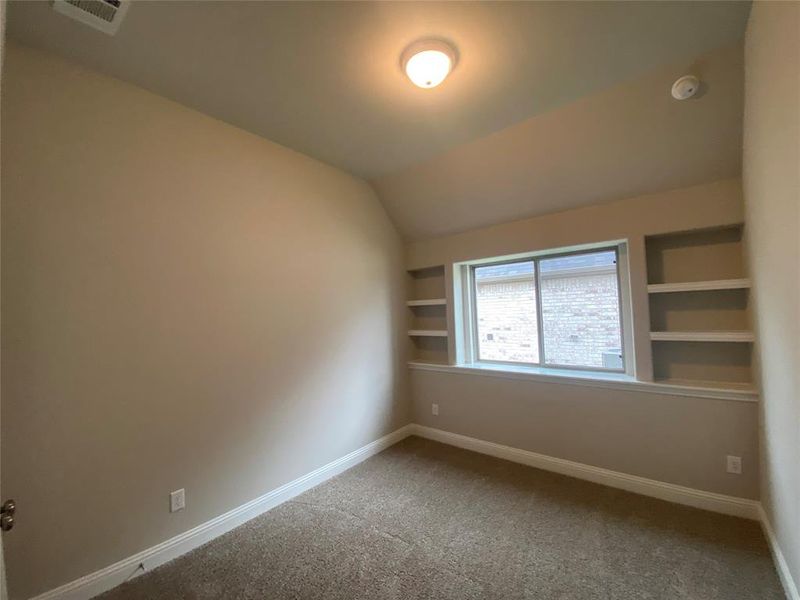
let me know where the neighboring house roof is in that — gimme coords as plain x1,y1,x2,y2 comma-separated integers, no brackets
476,251,616,281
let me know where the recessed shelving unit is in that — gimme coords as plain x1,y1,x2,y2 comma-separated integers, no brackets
645,224,754,390
407,265,449,365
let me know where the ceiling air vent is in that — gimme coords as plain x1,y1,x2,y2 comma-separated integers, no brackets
51,0,130,35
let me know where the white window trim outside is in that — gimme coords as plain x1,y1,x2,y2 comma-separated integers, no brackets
454,240,636,379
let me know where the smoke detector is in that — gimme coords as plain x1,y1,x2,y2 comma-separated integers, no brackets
51,0,130,35
671,75,700,100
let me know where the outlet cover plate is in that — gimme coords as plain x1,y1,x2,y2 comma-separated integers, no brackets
170,488,186,512
726,456,742,475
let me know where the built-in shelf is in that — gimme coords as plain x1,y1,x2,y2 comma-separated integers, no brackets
647,279,751,294
650,331,755,343
406,298,447,307
408,329,448,338
407,265,449,363
644,225,753,389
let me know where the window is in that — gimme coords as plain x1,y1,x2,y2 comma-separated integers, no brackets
468,246,626,372
474,261,539,363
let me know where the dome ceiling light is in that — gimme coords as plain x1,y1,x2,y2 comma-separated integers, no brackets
401,39,457,89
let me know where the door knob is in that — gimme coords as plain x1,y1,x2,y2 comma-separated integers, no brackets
1,499,16,532
0,515,13,532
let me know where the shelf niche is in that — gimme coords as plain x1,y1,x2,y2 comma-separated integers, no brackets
646,225,746,285
651,340,753,388
407,265,449,364
648,288,750,333
408,265,446,300
644,224,753,390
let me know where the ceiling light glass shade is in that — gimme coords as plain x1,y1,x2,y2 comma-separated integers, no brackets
401,40,457,89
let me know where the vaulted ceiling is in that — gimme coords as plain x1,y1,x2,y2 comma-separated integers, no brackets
7,1,749,238
374,43,744,239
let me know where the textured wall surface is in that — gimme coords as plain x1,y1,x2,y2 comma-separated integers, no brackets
743,0,800,591
411,368,759,499
1,43,407,599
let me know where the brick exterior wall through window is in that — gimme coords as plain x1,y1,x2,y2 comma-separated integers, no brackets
476,265,622,368
475,275,539,363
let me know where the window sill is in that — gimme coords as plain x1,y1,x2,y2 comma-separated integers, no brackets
407,361,758,403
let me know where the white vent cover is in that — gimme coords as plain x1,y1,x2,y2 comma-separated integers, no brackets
51,0,130,35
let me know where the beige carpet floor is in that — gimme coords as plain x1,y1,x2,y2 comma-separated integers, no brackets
99,436,784,599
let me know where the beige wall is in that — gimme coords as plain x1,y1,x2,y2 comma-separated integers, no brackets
0,43,408,599
743,0,800,590
411,369,759,498
406,179,744,269
407,179,760,499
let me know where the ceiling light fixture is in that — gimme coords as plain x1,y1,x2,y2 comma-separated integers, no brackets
401,40,457,89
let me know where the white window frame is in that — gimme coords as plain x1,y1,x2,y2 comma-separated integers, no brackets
456,241,634,377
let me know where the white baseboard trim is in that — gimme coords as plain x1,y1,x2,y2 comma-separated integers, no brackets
31,424,414,600
29,423,783,600
410,424,761,520
759,505,800,600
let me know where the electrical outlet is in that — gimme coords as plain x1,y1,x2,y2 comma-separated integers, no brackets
170,488,186,513
726,455,742,475
431,403,439,416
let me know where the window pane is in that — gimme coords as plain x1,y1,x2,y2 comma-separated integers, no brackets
474,261,539,363
539,250,623,369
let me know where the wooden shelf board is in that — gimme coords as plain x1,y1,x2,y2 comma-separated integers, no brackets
408,329,448,338
647,279,751,294
650,331,755,343
407,265,445,275
406,298,447,307
407,360,451,368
